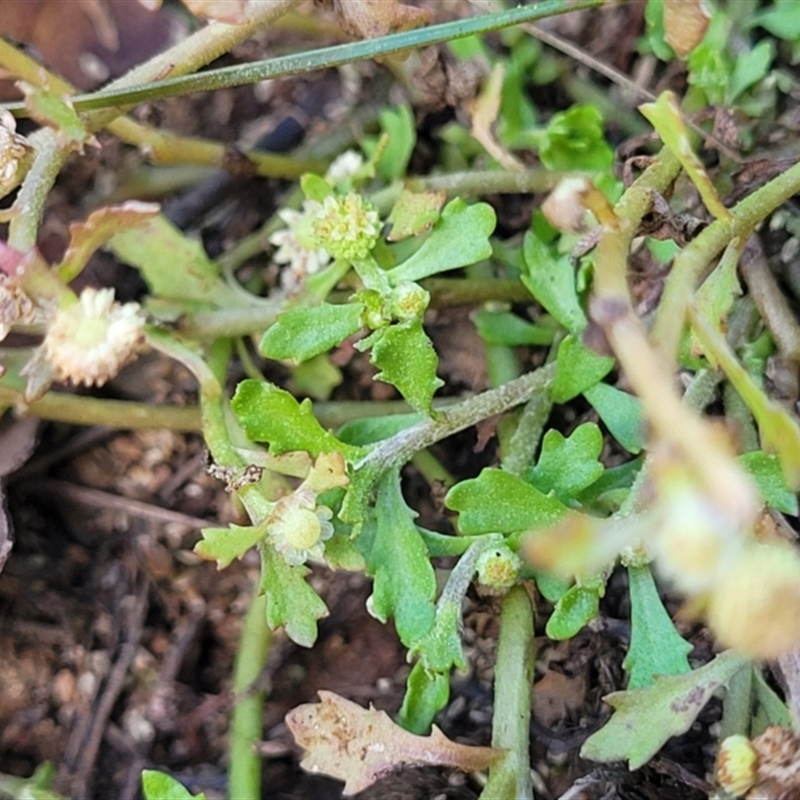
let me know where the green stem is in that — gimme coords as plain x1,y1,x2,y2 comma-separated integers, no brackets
652,157,800,363
479,585,535,800
145,327,271,523
8,135,70,250
503,389,552,478
356,363,556,474
371,169,577,214
15,0,603,114
0,386,201,430
229,590,271,800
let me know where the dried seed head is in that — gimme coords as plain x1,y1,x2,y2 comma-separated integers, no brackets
43,287,145,387
707,543,800,658
716,734,758,797
0,110,33,195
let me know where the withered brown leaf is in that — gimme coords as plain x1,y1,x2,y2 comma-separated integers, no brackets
286,690,503,795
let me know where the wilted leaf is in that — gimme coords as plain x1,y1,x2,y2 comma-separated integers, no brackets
386,189,445,242
58,202,160,283
330,0,431,40
663,0,709,57
287,690,502,796
470,63,524,171
581,650,749,768
639,91,731,221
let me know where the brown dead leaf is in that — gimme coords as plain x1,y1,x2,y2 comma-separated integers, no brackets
59,202,161,283
180,0,249,24
323,0,431,40
0,0,174,92
533,669,586,728
663,0,709,58
469,63,524,171
286,690,503,795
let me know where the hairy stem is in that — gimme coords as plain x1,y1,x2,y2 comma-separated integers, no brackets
479,585,535,800
229,591,271,800
356,363,556,474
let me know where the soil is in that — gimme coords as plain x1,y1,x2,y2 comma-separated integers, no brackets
0,2,797,799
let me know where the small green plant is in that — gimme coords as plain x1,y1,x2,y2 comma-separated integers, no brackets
2,0,800,797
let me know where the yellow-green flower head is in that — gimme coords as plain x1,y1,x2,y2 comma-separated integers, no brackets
312,194,380,262
43,287,145,387
476,544,522,591
269,489,334,566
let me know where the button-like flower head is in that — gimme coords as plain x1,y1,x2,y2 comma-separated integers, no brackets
312,194,380,262
43,287,145,387
268,488,335,566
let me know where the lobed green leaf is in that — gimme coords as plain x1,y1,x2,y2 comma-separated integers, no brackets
387,199,496,283
368,320,443,415
365,470,436,648
446,468,568,535
528,423,604,501
232,380,361,459
259,546,328,648
259,303,364,363
624,565,692,690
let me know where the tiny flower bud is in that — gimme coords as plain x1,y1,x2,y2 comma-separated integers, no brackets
389,282,429,321
476,544,522,591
